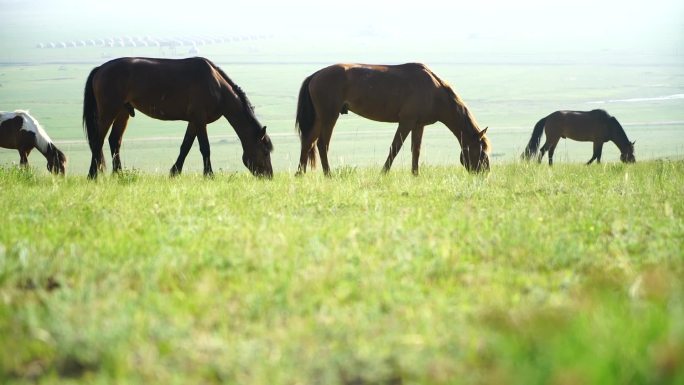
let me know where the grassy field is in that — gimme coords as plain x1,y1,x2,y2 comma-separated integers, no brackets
1,161,682,384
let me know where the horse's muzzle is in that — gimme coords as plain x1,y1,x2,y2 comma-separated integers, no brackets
252,167,273,179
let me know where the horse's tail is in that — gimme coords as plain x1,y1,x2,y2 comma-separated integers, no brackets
82,66,101,156
295,73,317,169
521,116,547,160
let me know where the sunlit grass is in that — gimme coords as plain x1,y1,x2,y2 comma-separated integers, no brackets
0,161,682,384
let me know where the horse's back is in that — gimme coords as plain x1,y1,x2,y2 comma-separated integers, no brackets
312,63,437,89
545,110,612,141
96,57,217,86
92,57,224,121
309,63,442,122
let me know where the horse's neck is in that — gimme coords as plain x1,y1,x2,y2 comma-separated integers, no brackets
222,112,253,147
35,142,52,158
610,126,631,153
441,104,475,142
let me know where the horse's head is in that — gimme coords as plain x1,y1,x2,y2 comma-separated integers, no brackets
242,126,274,178
460,127,490,172
620,140,636,163
46,145,67,175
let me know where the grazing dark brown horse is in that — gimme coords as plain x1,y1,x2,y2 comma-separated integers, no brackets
522,109,635,165
295,63,490,175
83,57,273,179
0,110,67,174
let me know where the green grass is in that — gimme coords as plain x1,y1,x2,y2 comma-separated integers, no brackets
1,161,682,384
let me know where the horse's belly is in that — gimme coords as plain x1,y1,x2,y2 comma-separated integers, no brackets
561,131,603,142
348,101,401,123
132,102,187,121
351,108,398,123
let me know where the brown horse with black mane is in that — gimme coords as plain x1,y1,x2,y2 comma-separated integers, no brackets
522,109,635,165
295,63,490,175
83,57,273,179
0,110,67,174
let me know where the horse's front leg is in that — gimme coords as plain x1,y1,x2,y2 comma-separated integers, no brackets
382,121,413,173
195,122,213,177
411,125,425,175
18,149,29,167
586,142,603,165
170,122,197,176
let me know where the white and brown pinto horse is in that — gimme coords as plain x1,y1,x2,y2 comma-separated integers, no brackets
0,110,67,174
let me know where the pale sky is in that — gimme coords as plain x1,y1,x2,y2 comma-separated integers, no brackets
2,0,683,57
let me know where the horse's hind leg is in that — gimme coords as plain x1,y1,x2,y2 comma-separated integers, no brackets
547,140,561,166
297,116,325,176
382,121,414,173
170,122,197,176
109,110,130,173
88,110,117,179
537,143,548,163
316,115,339,177
587,142,603,165
297,134,315,175
411,125,425,175
539,134,561,165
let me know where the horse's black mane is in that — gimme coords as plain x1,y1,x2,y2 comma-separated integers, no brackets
203,58,272,151
203,58,256,116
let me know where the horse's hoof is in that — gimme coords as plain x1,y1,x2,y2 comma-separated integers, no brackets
169,165,182,177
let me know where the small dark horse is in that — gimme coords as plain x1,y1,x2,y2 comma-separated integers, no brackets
0,110,67,174
295,63,490,175
522,109,635,165
83,57,273,179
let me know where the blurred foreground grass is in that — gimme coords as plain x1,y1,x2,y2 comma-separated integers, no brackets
0,161,682,384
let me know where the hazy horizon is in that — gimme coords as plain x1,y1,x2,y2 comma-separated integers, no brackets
1,0,683,64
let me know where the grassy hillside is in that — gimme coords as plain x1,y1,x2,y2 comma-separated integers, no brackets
1,161,682,384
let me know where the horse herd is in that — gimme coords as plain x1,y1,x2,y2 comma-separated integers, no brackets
0,56,636,178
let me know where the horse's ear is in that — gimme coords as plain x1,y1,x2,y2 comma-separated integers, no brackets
479,127,488,138
631,140,636,146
